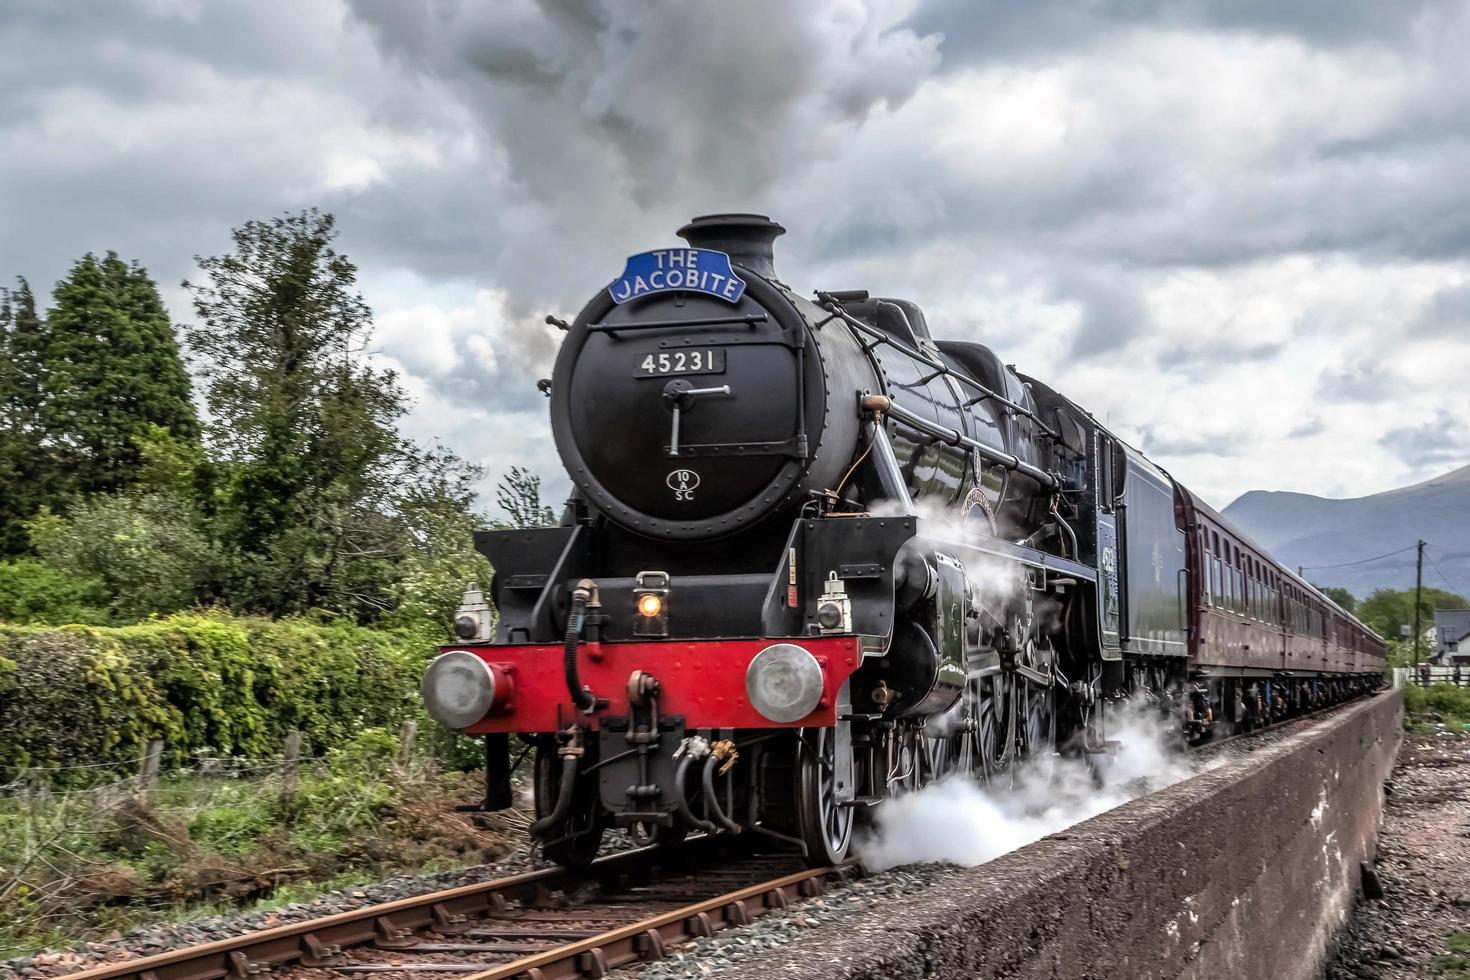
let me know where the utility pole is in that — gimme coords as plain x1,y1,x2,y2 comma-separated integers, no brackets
1413,539,1425,671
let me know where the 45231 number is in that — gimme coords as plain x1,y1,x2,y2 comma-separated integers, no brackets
634,348,726,377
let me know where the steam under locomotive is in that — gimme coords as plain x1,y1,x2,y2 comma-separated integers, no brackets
422,214,1384,867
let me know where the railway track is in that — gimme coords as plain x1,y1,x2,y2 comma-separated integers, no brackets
66,840,858,980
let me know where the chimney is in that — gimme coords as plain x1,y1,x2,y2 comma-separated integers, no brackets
677,213,785,278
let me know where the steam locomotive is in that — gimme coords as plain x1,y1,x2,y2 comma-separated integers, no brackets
422,214,1384,867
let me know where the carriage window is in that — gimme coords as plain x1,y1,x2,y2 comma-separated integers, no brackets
1199,532,1210,603
1098,437,1114,512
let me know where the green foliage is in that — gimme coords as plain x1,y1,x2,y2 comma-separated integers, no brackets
2,213,490,630
39,253,200,499
29,492,214,620
1403,683,1470,729
0,280,46,555
0,755,522,957
0,558,109,625
0,612,431,785
184,210,416,619
492,465,558,529
1314,585,1356,613
0,256,199,559
135,423,207,496
1431,931,1470,978
383,447,492,633
187,796,278,856
1357,586,1466,643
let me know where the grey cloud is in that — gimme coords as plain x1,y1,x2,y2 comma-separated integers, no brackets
1,1,351,117
1155,337,1286,373
1315,362,1405,404
1053,270,1153,361
1379,411,1470,469
906,0,1450,68
1289,416,1327,439
1138,426,1250,457
1413,281,1470,337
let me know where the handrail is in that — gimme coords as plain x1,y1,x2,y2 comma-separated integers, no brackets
880,397,1059,491
815,294,1061,441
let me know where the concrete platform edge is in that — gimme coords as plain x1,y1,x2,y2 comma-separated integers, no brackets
716,691,1403,980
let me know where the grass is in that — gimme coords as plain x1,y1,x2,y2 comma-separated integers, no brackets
1432,931,1470,978
0,730,531,959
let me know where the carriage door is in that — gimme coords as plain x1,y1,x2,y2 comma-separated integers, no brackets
1096,432,1121,654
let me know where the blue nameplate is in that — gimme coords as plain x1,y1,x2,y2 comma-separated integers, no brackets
608,248,746,305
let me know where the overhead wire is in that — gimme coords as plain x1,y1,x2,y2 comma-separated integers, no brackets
1424,544,1470,600
1299,544,1418,571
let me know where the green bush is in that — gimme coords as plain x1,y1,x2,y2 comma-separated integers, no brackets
0,612,432,785
28,491,215,621
0,558,109,625
1403,682,1470,728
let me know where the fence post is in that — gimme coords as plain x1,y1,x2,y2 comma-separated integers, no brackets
136,739,163,807
279,730,302,811
397,720,417,772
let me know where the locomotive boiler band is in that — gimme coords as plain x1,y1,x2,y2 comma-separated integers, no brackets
424,213,1384,868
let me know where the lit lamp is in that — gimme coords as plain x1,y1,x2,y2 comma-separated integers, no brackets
634,570,670,637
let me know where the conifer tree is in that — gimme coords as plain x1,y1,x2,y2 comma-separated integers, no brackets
0,279,49,554
40,254,199,498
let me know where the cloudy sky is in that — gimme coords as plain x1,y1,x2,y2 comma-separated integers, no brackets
3,0,1469,515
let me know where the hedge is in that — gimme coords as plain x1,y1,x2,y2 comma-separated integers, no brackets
0,612,438,785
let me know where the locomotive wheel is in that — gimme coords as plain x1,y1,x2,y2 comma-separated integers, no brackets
1020,681,1057,780
946,677,1001,782
533,743,605,868
924,724,964,783
795,727,853,866
976,676,1012,783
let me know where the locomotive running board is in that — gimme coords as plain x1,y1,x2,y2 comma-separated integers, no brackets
916,532,1098,584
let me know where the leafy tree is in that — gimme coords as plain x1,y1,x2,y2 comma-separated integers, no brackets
1315,585,1356,613
184,210,477,619
28,491,214,621
492,466,558,529
0,280,47,555
1357,586,1467,644
384,447,492,633
40,253,199,498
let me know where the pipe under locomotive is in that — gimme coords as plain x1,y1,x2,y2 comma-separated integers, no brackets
422,214,1385,867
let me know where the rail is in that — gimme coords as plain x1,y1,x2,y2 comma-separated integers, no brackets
64,840,857,980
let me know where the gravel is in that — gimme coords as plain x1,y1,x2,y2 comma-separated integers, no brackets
1326,728,1470,979
612,864,962,979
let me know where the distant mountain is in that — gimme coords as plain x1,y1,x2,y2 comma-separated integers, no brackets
1222,463,1470,600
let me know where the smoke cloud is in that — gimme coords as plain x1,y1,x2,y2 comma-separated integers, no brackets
860,698,1204,871
347,0,941,312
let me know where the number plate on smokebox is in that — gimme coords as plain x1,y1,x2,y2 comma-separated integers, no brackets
634,348,726,377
